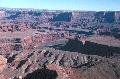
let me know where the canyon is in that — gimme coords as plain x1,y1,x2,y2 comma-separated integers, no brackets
0,8,120,79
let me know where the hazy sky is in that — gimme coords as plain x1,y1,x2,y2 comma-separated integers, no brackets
0,0,119,11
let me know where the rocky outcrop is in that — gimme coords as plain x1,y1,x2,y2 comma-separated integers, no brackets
0,44,12,55
0,8,120,79
0,47,101,78
53,39,120,57
0,55,7,73
47,63,74,79
0,74,6,79
21,36,33,49
0,46,119,79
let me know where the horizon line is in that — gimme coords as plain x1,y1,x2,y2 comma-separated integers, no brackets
0,7,120,12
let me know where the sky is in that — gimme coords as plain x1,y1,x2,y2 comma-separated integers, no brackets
0,0,119,11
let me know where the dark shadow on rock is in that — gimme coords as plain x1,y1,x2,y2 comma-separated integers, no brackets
51,39,120,57
16,59,27,69
7,54,18,63
24,67,58,79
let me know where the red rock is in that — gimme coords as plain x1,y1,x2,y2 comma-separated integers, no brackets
0,55,7,73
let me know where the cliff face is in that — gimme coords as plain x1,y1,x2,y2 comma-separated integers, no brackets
0,9,120,79
0,38,120,79
0,47,119,79
56,39,120,57
0,10,119,39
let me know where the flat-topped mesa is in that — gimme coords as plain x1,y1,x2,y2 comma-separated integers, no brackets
0,31,69,55
32,32,69,46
